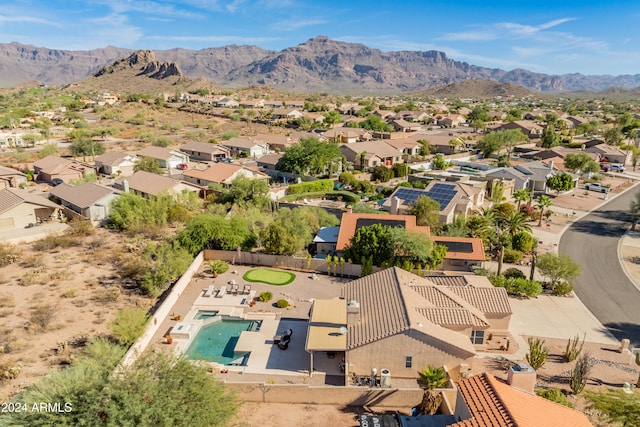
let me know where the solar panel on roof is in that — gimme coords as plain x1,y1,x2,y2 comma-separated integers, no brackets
391,184,458,210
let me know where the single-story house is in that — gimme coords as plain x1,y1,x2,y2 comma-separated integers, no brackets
0,132,25,148
179,141,230,162
585,143,630,165
0,166,27,189
340,141,403,169
182,164,269,187
324,127,373,144
255,153,284,171
222,138,270,158
94,151,138,176
513,160,578,193
385,138,423,156
271,108,304,120
432,236,486,271
253,134,295,152
391,119,421,132
136,147,189,169
0,188,60,229
491,120,544,139
383,181,485,224
114,171,200,198
33,155,95,185
49,182,120,221
485,167,531,192
306,267,512,380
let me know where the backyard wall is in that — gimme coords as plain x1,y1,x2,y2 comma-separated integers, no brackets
225,382,424,407
203,249,380,278
121,251,204,367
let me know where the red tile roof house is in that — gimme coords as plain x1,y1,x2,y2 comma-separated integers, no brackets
450,371,593,426
305,267,512,384
33,155,96,185
334,212,485,271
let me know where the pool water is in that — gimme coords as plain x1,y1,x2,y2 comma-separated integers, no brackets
185,319,260,365
193,310,219,320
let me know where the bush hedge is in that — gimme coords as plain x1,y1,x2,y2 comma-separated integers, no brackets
287,179,334,195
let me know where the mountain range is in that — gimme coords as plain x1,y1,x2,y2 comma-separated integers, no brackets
2,36,640,94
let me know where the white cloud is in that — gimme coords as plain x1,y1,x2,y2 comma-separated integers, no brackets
146,34,280,45
0,14,60,27
98,0,204,19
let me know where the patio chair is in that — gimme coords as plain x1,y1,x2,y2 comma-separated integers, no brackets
231,284,239,295
243,284,251,295
216,285,227,297
203,285,215,297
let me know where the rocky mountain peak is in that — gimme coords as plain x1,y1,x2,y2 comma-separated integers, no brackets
94,50,184,80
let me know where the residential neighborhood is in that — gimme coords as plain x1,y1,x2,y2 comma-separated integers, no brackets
2,82,640,427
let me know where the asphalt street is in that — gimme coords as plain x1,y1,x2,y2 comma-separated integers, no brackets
560,183,640,345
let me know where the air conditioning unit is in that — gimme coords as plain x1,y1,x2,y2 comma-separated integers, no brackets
380,369,391,388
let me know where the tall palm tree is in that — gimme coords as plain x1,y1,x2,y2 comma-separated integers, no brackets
536,195,553,227
500,211,532,237
417,365,448,415
513,189,530,210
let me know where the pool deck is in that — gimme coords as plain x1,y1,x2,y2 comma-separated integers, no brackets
150,263,348,383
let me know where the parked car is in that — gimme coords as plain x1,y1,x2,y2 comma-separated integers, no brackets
218,158,234,163
585,183,611,193
176,163,188,170
51,178,64,186
610,164,625,172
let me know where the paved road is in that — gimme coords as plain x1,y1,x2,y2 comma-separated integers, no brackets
560,183,640,345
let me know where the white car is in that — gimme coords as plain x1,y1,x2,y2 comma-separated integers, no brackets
585,183,611,193
610,164,625,172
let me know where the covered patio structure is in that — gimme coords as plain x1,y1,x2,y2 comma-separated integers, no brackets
305,299,347,383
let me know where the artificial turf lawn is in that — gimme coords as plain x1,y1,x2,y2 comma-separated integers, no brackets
242,268,296,286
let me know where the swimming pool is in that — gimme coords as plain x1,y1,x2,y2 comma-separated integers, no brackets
193,310,219,320
185,318,261,365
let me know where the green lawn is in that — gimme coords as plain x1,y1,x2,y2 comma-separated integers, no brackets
243,269,296,286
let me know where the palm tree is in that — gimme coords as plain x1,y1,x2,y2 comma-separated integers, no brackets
500,211,532,237
513,189,530,210
536,195,553,227
417,365,448,415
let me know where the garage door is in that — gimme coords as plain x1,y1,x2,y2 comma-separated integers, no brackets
0,217,15,229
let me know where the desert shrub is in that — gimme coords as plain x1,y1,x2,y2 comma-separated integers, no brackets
65,220,94,236
565,334,585,362
208,260,229,275
506,278,543,298
526,337,549,370
537,388,572,408
117,257,149,280
570,353,592,395
0,244,19,266
553,282,574,296
61,288,78,298
0,292,15,308
20,254,46,269
287,179,334,195
109,307,149,347
258,291,272,302
275,299,289,308
32,233,77,251
19,270,42,286
92,288,121,303
503,248,523,264
503,267,526,279
29,304,59,332
0,358,21,383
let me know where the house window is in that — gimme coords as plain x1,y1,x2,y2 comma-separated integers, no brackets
372,160,378,166
405,356,412,368
471,330,485,345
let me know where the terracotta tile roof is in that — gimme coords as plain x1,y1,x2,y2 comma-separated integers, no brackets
336,212,429,251
49,182,117,209
409,285,490,328
424,276,470,287
0,188,59,214
183,164,269,185
453,373,593,427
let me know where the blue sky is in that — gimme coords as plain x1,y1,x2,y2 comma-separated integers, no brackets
1,0,639,76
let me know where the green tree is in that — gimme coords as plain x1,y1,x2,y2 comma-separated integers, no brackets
176,214,255,254
38,142,59,159
69,137,105,161
511,231,535,253
223,175,269,207
409,195,441,228
564,153,599,174
21,132,43,148
371,165,394,182
536,253,581,289
344,223,395,267
109,307,149,347
603,126,624,146
546,173,574,195
535,195,553,227
323,110,342,128
513,189,530,210
260,220,301,255
540,126,561,148
277,137,342,176
390,228,433,265
432,154,449,170
134,156,163,175
141,242,193,296
476,129,527,158
417,365,448,415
